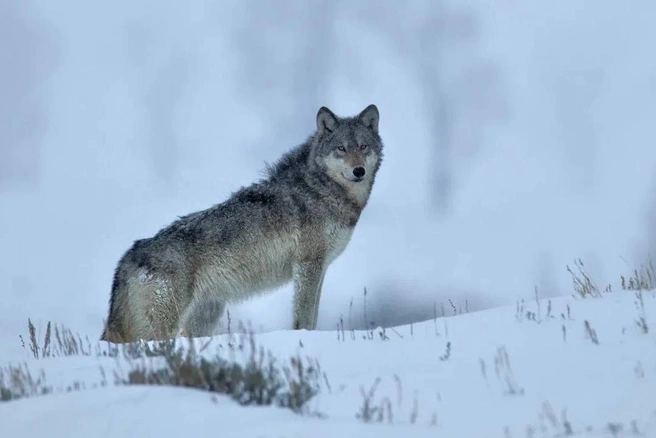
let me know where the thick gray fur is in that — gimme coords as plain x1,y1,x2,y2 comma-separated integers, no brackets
101,104,383,342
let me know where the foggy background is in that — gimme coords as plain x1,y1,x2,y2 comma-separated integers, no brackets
2,0,656,341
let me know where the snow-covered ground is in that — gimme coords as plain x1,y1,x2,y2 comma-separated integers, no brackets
2,0,656,341
2,290,655,437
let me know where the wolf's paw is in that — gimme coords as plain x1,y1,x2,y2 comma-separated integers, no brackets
174,328,192,338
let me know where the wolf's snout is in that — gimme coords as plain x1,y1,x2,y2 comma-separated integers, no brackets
353,167,366,178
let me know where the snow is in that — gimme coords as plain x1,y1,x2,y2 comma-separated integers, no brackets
2,0,656,436
2,292,655,437
0,387,433,438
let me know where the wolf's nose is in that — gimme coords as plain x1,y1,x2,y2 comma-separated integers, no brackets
353,167,366,178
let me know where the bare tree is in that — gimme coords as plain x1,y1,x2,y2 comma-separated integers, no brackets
357,1,506,216
230,1,336,153
124,23,191,185
0,1,58,189
544,65,604,191
229,1,505,216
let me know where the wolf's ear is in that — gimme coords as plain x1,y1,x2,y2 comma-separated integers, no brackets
317,106,339,135
358,104,379,134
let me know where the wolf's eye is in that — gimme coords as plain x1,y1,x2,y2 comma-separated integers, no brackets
360,144,368,151
337,146,346,152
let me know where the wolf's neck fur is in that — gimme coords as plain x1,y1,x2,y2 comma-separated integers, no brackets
340,179,373,208
265,138,367,224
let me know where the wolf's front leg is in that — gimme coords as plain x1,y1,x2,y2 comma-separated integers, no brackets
312,274,326,330
292,260,325,330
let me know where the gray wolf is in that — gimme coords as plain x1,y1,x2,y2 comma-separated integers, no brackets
101,104,383,342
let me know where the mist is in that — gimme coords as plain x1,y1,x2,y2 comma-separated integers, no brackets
2,0,656,338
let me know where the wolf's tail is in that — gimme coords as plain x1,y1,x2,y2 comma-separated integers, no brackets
100,262,129,343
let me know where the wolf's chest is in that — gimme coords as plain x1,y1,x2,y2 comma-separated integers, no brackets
324,224,354,264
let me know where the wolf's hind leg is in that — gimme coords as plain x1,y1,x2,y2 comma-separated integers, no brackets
178,296,225,338
125,272,184,341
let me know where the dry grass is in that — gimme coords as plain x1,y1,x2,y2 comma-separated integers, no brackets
620,259,656,291
567,257,656,299
116,333,323,413
4,320,324,415
0,363,51,401
19,319,114,359
567,259,602,298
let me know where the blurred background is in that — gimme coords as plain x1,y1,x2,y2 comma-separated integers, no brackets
1,0,656,340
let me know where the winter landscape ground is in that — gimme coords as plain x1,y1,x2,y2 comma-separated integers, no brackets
3,0,656,437
2,266,655,437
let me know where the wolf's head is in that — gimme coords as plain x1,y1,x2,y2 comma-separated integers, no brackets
311,104,383,205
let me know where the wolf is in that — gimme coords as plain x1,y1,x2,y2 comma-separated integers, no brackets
101,104,383,343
